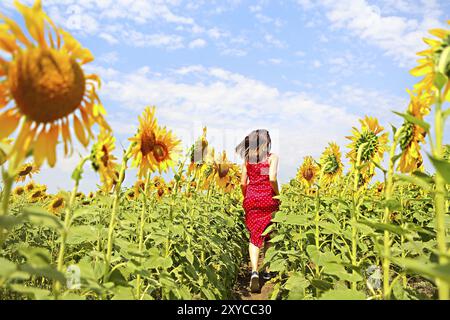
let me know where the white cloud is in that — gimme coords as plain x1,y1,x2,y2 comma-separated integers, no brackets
297,0,445,67
264,34,287,48
189,38,207,49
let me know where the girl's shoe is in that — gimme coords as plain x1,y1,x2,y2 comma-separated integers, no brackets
250,271,260,293
262,271,276,280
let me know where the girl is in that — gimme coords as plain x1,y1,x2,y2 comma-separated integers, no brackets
235,129,280,293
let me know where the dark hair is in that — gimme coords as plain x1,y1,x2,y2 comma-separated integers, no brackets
235,129,271,164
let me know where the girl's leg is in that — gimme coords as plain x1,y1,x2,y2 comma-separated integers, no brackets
249,242,260,272
263,240,271,273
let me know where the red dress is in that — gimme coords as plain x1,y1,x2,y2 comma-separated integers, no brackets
243,155,280,248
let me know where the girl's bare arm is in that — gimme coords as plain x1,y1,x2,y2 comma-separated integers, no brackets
269,154,280,196
241,162,248,197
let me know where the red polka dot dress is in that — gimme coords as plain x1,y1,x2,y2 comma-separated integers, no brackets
243,154,280,248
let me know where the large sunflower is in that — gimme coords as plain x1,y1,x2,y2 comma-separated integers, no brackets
411,22,450,97
398,91,433,173
15,162,39,182
152,126,181,174
320,142,344,186
129,107,159,178
91,129,118,191
346,116,389,175
0,0,109,167
297,156,319,188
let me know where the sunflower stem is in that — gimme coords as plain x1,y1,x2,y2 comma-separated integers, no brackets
53,156,89,298
136,171,151,299
432,94,449,300
104,144,133,284
382,126,403,300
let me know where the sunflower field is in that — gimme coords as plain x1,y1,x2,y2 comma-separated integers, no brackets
0,1,449,301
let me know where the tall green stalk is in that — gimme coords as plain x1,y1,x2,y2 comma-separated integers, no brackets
350,143,367,290
104,144,133,283
432,94,449,300
382,127,403,300
53,156,89,297
136,172,151,299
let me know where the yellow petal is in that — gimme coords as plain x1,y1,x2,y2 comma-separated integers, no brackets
410,63,433,77
429,28,449,39
0,110,21,139
46,124,59,167
61,119,72,156
73,115,88,147
15,0,46,47
0,14,32,47
33,128,47,167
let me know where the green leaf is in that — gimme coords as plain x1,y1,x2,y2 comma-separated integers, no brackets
66,225,98,245
319,288,366,300
9,284,51,300
392,258,450,284
393,111,430,132
0,215,25,230
434,72,448,90
396,173,433,191
428,154,450,184
358,219,410,236
21,207,63,231
284,273,309,300
0,257,17,278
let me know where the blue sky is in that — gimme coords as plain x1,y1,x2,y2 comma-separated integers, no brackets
1,0,449,193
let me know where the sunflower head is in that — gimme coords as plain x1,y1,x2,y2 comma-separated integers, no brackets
15,162,39,182
152,126,181,174
91,129,118,191
297,156,319,188
28,187,46,202
320,142,343,186
0,0,109,167
13,186,25,197
48,196,65,215
346,116,389,174
126,188,137,201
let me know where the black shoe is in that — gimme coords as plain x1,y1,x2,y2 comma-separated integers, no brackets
250,271,260,293
262,271,276,280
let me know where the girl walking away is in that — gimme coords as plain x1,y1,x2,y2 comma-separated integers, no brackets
236,129,280,293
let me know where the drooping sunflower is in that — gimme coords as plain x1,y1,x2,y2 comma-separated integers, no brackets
319,142,344,186
214,151,233,192
346,116,389,175
152,126,181,174
297,156,319,189
15,162,39,182
189,127,209,174
398,90,433,173
48,195,65,215
410,22,450,97
91,129,118,191
129,107,159,178
0,0,109,167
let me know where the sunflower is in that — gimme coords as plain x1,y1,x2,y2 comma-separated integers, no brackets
0,0,109,167
398,91,433,173
129,107,159,178
48,195,65,214
91,129,118,191
134,179,146,193
126,188,137,201
410,23,450,97
152,126,181,174
15,162,39,182
28,187,46,202
13,185,25,197
297,156,319,189
25,180,36,192
189,127,209,174
214,151,233,191
320,142,343,186
346,116,389,175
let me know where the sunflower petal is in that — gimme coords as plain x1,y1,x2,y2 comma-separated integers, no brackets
15,0,46,47
33,128,47,167
73,115,89,147
0,14,32,47
0,110,21,139
46,124,59,167
429,28,449,40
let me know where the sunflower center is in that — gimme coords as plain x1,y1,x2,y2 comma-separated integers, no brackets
15,187,24,195
101,145,109,167
18,165,33,176
9,48,86,123
356,131,378,162
140,130,156,156
399,122,415,151
218,164,230,178
153,142,169,162
303,168,315,181
53,198,63,208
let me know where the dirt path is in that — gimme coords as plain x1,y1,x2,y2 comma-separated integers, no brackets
232,258,275,300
